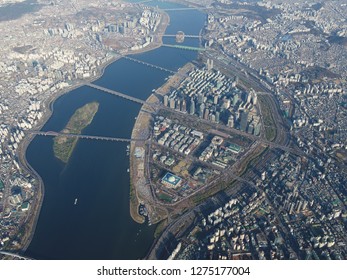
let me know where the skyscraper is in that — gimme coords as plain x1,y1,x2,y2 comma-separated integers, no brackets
204,108,209,120
248,92,252,104
169,98,175,109
215,111,220,123
189,98,195,115
240,111,249,132
199,103,205,118
214,95,219,105
233,94,239,106
227,115,234,127
181,99,187,112
176,99,181,111
164,95,168,107
252,92,258,105
198,93,204,104
207,58,214,71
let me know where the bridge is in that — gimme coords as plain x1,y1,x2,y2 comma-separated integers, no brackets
162,7,210,11
161,34,201,39
86,83,148,106
122,56,176,74
162,44,205,52
0,250,33,260
29,131,146,143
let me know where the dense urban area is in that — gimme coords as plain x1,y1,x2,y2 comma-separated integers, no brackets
0,0,347,260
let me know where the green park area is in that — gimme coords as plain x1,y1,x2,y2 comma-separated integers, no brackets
53,102,99,163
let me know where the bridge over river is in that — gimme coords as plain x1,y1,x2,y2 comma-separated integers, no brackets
0,250,33,260
29,131,147,143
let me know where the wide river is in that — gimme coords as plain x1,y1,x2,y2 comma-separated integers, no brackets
25,0,205,259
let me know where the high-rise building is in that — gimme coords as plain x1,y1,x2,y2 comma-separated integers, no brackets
215,111,220,123
206,58,214,71
176,99,181,111
247,124,254,134
247,92,252,104
223,99,230,109
181,99,187,112
198,93,204,104
214,95,219,105
164,95,169,107
189,98,195,115
169,98,175,109
227,115,234,127
252,92,258,105
233,94,239,106
254,123,261,136
204,108,209,120
240,111,249,132
199,103,205,118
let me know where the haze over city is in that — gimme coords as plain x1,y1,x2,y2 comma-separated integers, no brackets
0,0,346,261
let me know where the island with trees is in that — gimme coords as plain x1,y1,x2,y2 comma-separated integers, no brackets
53,102,99,163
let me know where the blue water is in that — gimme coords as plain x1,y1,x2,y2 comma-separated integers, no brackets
25,2,205,260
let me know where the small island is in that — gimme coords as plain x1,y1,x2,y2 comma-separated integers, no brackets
53,102,99,163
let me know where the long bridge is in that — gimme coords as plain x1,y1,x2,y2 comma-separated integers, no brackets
86,83,148,106
161,34,201,39
122,56,176,74
29,131,146,143
0,250,33,260
162,44,206,51
162,7,210,11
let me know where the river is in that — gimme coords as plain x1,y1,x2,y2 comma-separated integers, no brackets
25,0,205,260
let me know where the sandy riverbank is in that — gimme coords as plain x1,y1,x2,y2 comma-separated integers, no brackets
17,9,171,253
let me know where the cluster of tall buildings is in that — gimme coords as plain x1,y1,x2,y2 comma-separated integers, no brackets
163,66,261,135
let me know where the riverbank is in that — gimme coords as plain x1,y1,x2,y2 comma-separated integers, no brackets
17,8,171,254
129,62,194,224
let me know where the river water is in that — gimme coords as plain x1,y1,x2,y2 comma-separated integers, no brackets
25,1,205,259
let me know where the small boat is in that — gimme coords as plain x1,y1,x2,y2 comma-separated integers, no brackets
127,168,130,173
74,198,78,205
